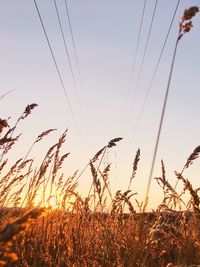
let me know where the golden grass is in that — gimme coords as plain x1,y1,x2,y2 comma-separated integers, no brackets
0,6,200,267
0,103,200,266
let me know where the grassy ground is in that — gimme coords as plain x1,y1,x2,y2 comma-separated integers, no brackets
1,7,200,266
0,104,200,267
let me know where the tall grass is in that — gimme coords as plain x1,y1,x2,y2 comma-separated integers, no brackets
0,6,200,267
0,101,200,266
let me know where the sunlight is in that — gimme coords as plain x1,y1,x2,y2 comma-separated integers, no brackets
33,194,58,209
49,196,57,209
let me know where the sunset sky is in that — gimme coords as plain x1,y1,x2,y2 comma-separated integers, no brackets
0,0,200,209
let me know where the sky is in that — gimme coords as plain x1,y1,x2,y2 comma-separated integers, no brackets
0,0,200,210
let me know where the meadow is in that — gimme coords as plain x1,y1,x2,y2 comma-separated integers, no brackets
0,103,200,267
1,5,200,267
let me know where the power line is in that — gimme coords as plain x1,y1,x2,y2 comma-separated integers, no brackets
130,0,181,141
64,0,85,94
125,0,159,137
121,0,147,135
53,0,84,116
0,89,14,100
63,0,89,135
134,0,159,93
33,0,82,140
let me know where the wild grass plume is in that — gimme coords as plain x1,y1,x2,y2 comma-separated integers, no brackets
0,6,200,267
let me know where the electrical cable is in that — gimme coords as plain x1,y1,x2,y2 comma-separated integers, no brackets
53,0,84,116
124,0,159,137
131,0,181,141
64,0,85,94
121,0,147,135
33,0,82,140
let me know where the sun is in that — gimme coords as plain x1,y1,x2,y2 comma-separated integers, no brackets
49,196,57,209
33,194,58,209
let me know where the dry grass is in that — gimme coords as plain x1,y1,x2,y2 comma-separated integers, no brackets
0,6,200,267
0,104,200,267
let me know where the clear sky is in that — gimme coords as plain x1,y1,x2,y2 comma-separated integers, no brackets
0,0,200,210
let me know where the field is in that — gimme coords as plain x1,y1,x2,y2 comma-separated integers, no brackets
0,104,200,267
1,5,200,267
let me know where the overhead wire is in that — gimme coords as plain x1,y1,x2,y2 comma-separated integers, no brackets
33,0,82,140
124,0,159,136
63,0,89,135
121,0,147,135
133,0,159,94
0,89,14,100
64,0,85,95
131,0,181,141
53,0,84,117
